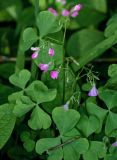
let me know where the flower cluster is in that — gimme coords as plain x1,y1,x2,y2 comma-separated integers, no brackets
31,47,58,79
48,4,82,18
62,4,82,17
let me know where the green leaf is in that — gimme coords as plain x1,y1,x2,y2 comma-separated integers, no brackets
23,139,35,152
63,128,80,138
104,154,117,160
0,84,14,105
9,69,31,89
72,138,89,154
82,83,92,91
72,32,117,72
20,131,30,142
78,0,107,13
83,151,97,160
13,96,35,117
25,80,57,104
75,7,106,28
36,137,61,154
8,91,23,103
16,7,35,34
86,102,108,132
67,29,104,58
99,89,117,109
52,107,80,135
77,115,100,137
67,0,107,17
48,148,63,160
63,144,80,160
37,11,61,37
62,136,89,156
71,0,107,28
28,105,51,130
83,141,107,160
104,14,117,37
105,111,117,136
105,146,117,159
0,104,16,149
106,76,117,90
108,64,117,77
91,141,107,158
0,63,14,79
21,27,39,51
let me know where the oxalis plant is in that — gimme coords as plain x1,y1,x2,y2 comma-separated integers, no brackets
1,0,117,160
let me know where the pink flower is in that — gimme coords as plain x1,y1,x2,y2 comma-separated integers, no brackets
71,11,78,17
112,141,117,147
62,9,70,16
73,4,82,11
88,84,98,97
48,8,58,16
31,52,38,59
48,48,55,56
50,71,58,79
70,3,82,18
31,47,40,59
39,64,49,72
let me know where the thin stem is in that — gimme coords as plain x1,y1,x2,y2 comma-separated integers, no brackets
47,136,80,152
15,34,25,73
62,21,67,103
63,23,67,44
30,0,39,81
46,36,63,45
30,61,38,81
2,56,117,63
35,0,39,18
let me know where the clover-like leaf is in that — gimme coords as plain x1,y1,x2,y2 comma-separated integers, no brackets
63,128,80,138
83,150,97,160
0,104,16,149
21,27,39,51
105,111,117,136
9,69,31,89
13,96,35,117
8,91,23,103
77,115,100,137
99,88,117,109
23,139,35,152
36,137,61,155
48,148,63,160
28,105,51,130
63,144,80,160
52,107,80,135
104,14,117,37
36,136,63,160
108,64,117,77
25,80,57,104
37,11,62,37
83,141,107,160
86,102,108,133
62,135,89,155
